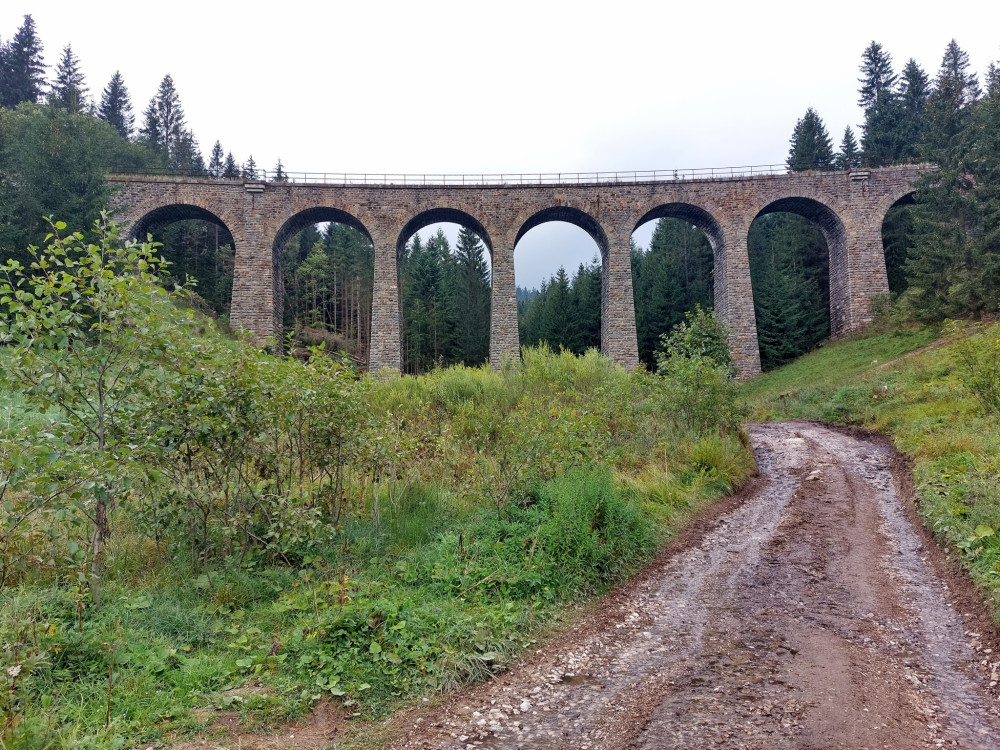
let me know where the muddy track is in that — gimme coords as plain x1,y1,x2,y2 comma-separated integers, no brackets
380,422,1000,750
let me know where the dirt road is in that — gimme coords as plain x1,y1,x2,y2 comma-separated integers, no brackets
384,422,1000,750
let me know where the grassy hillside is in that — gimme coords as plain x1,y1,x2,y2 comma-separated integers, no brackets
743,321,1000,620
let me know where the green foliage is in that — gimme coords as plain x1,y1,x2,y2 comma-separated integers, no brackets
655,309,747,435
535,467,655,593
0,218,191,604
0,312,755,746
786,107,834,171
0,104,152,262
656,305,734,375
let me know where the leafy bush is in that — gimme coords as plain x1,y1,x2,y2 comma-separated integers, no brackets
653,308,747,435
656,305,735,377
0,218,193,604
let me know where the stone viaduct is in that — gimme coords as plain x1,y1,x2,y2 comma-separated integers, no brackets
108,164,926,378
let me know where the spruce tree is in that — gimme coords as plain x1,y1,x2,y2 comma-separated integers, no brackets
139,74,190,165
835,126,861,170
452,226,491,365
862,97,904,166
97,71,134,139
986,63,1000,99
272,158,287,181
898,58,929,159
243,155,257,180
208,140,225,177
0,15,45,107
50,44,88,114
933,40,981,110
0,37,6,102
924,40,980,161
968,80,1000,310
748,213,830,369
171,131,204,173
787,107,834,171
539,267,576,350
222,151,239,179
570,259,602,353
905,45,997,319
858,42,904,166
858,41,898,109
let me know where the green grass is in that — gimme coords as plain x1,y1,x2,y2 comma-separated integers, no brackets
741,324,940,409
742,319,1000,623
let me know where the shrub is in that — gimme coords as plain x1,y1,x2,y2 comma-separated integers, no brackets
0,217,192,604
656,305,735,377
535,467,655,594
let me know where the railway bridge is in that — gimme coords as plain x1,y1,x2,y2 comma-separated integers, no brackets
108,163,926,377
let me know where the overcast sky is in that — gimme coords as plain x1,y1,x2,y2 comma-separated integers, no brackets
3,1,998,286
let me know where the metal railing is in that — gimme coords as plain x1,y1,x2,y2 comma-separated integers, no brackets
106,163,792,186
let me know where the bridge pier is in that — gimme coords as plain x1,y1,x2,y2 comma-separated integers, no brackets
837,207,891,335
489,243,520,368
230,229,283,348
369,237,403,374
715,228,762,379
601,233,640,371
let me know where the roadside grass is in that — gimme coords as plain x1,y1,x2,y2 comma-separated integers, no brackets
1,347,755,749
742,320,1000,621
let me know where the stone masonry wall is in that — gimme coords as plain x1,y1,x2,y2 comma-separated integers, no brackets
108,164,926,378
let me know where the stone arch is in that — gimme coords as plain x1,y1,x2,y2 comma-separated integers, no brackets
630,202,724,366
393,206,495,374
274,206,376,361
512,205,611,362
876,185,919,223
126,203,235,242
513,206,608,257
754,196,846,238
125,203,238,321
395,207,493,257
753,195,848,340
274,206,373,249
633,202,725,253
880,191,918,295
